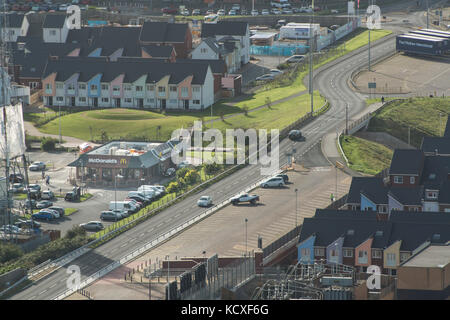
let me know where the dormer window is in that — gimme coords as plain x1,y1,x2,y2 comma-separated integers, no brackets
347,229,354,236
426,191,438,199
432,234,440,241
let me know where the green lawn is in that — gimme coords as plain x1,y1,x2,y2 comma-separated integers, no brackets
365,97,397,107
234,29,392,110
340,135,393,175
368,97,450,147
37,92,323,142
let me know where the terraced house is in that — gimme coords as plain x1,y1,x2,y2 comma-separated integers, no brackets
297,210,450,276
41,57,214,110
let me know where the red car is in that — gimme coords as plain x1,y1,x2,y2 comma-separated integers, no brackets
81,0,90,4
161,7,177,14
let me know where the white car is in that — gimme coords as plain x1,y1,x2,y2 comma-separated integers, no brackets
260,176,285,188
270,69,283,76
231,4,240,11
251,9,258,16
192,9,200,15
261,9,270,15
181,9,190,16
197,196,212,207
256,74,275,81
272,8,282,15
228,9,237,15
282,8,293,14
217,9,225,16
331,9,339,14
285,55,305,63
29,161,46,171
59,4,69,11
41,190,54,200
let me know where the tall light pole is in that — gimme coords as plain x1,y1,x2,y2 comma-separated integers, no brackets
59,105,62,146
165,255,170,300
426,0,429,28
295,188,298,227
244,218,248,256
114,174,123,210
309,3,314,113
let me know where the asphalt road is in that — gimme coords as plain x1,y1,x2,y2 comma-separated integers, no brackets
10,3,440,300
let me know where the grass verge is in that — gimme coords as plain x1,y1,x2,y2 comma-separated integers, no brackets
340,135,393,175
368,97,450,147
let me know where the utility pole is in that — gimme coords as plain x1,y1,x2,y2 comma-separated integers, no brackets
244,218,248,256
426,0,429,28
345,103,349,134
309,3,314,113
295,188,298,227
59,105,62,146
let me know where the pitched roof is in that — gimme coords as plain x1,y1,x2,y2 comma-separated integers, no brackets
388,186,423,206
421,137,450,155
444,115,450,138
43,57,210,85
420,155,450,190
346,177,384,204
389,149,424,175
3,13,25,28
176,58,227,74
201,21,248,37
43,14,67,29
140,22,188,43
141,45,174,59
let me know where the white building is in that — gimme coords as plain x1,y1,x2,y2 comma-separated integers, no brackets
43,14,69,43
1,13,29,42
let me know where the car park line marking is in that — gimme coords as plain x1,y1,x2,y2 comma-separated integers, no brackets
49,283,57,289
39,289,47,295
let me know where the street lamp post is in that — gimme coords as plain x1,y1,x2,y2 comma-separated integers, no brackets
114,174,123,210
295,188,298,227
245,218,248,256
165,255,170,300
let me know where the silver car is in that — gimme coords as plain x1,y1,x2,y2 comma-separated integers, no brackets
80,221,104,231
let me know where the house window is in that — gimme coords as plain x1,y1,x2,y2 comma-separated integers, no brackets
56,96,64,102
378,205,387,213
123,84,132,91
101,84,109,91
90,84,98,91
101,98,109,103
29,82,39,89
387,253,396,262
410,176,415,184
400,252,410,263
158,87,166,93
427,191,438,199
147,98,155,103
394,176,403,184
200,48,207,53
78,84,86,90
193,100,200,105
124,98,132,103
192,86,200,93
49,30,56,36
8,30,15,36
169,86,177,92
358,251,367,258
45,83,52,90
314,248,324,257
67,84,75,90
56,83,63,89
300,248,310,257
169,99,177,104
343,249,353,258
181,87,188,97
372,250,382,259
112,86,120,94
135,85,143,92
147,85,155,91
79,97,86,102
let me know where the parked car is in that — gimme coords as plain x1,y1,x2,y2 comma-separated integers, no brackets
270,69,283,76
260,176,285,188
276,174,289,183
285,55,305,63
41,190,54,200
231,4,240,11
206,9,214,15
256,74,275,81
80,221,104,231
228,9,237,15
192,9,200,15
11,183,24,193
164,167,176,177
65,187,80,201
100,210,121,221
282,8,293,14
48,206,65,217
261,9,269,15
26,184,41,192
0,225,22,234
112,209,128,218
58,4,69,11
230,194,260,205
29,161,46,171
32,211,56,221
9,173,24,183
197,196,212,207
177,160,191,169
126,198,143,209
251,9,258,16
240,9,247,15
181,9,189,16
15,219,41,229
331,9,339,14
217,9,225,16
272,8,282,15
288,129,305,141
24,199,36,209
40,208,60,218
27,189,41,200
161,7,177,14
36,200,53,209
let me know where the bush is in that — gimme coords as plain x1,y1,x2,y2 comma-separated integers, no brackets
66,225,86,239
176,167,190,180
166,181,180,194
184,169,200,185
204,163,222,175
0,243,24,264
40,137,57,151
277,63,289,70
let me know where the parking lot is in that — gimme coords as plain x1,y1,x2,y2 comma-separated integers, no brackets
354,53,450,96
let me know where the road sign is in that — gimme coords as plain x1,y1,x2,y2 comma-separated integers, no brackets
368,82,376,89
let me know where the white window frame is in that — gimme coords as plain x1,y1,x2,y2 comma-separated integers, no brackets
101,84,109,91
101,98,109,103
314,248,324,257
169,85,177,92
343,249,353,258
55,82,63,89
400,252,410,263
123,84,132,91
193,100,200,105
410,176,415,184
49,30,56,36
135,85,143,92
394,176,403,184
90,84,98,91
372,249,382,259
147,85,155,91
79,97,87,102
192,86,200,93
78,83,86,90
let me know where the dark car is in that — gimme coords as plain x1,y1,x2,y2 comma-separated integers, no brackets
288,129,305,141
15,219,41,229
24,199,36,209
276,174,289,183
65,187,80,201
9,173,24,183
161,7,177,14
27,189,41,200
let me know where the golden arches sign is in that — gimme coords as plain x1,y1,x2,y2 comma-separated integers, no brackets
120,158,127,165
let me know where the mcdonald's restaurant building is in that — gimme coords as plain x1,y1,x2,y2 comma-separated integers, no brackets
68,140,179,187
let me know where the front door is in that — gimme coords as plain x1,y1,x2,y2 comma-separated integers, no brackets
93,97,98,107
138,98,144,109
71,97,75,107
184,100,189,110
48,96,53,106
160,99,166,110
115,98,121,108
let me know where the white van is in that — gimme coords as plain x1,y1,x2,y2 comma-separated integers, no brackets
138,185,162,198
109,201,132,212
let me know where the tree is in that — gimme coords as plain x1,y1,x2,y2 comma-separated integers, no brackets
219,111,225,121
166,181,180,194
184,169,200,185
176,167,190,180
66,225,86,239
243,104,249,116
0,243,24,264
100,130,108,143
41,137,56,151
204,163,222,175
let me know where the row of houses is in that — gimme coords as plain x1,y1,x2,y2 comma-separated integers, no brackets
297,116,450,278
4,13,250,110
